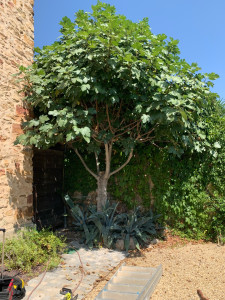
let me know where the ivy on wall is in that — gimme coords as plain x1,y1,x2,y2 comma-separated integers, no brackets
64,149,97,196
64,101,225,241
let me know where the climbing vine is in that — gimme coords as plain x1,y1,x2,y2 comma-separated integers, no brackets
64,100,225,241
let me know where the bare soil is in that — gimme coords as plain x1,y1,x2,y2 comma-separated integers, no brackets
86,234,225,300
2,264,46,285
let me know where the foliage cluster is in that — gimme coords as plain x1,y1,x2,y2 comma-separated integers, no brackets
64,146,225,242
64,100,225,241
14,1,224,238
0,229,65,272
15,1,220,210
16,1,218,154
65,195,160,251
111,101,225,240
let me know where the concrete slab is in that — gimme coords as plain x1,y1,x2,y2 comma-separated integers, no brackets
24,244,126,300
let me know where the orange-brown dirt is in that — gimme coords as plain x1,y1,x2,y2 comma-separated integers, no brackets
85,234,225,300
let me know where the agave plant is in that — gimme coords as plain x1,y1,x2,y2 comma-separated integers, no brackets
89,201,119,248
114,207,160,251
64,194,99,248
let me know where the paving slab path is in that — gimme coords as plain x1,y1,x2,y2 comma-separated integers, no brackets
24,241,126,300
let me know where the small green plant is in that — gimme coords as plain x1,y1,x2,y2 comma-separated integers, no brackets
0,228,65,272
218,235,225,245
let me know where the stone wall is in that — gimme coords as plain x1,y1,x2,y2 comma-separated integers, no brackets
0,0,34,235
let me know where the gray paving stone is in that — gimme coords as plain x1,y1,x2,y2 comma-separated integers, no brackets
24,246,126,299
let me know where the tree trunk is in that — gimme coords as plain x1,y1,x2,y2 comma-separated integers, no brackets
73,146,133,212
96,174,108,211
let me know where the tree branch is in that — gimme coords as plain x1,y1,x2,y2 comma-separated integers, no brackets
106,104,115,134
92,134,102,143
95,152,100,175
117,120,138,133
105,143,111,178
114,122,139,140
139,136,155,143
95,99,99,133
136,123,159,141
109,149,133,177
109,142,113,160
116,100,123,120
152,142,163,149
72,146,98,180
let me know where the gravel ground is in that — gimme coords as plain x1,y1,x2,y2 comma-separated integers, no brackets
86,241,225,300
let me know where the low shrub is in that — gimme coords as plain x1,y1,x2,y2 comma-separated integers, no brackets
0,228,66,272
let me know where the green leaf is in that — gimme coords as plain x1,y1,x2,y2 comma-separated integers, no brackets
141,114,150,123
66,132,75,142
49,111,58,116
80,127,91,143
214,142,221,149
37,69,45,76
30,136,37,144
124,234,130,252
81,84,91,91
57,118,67,127
39,115,49,123
29,120,40,126
179,109,187,121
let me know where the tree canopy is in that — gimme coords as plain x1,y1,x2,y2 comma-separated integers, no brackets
16,1,220,210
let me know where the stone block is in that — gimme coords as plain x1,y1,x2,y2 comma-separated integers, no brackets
23,33,34,48
6,168,14,174
0,199,8,208
15,104,28,116
115,237,136,251
11,123,23,135
0,169,5,176
27,194,33,205
15,161,20,169
24,206,33,217
5,209,14,216
15,208,23,220
16,206,33,219
0,135,7,141
7,2,15,9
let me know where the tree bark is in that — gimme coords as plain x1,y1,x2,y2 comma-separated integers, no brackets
96,174,108,211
